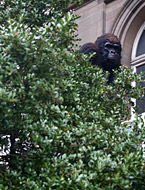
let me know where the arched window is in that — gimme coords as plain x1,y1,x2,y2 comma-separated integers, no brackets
131,22,145,115
132,22,145,60
136,30,145,57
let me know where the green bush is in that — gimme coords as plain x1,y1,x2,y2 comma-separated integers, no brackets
0,1,144,189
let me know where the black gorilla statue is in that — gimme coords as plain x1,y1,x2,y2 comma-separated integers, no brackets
80,33,122,83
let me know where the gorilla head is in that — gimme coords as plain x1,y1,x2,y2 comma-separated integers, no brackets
95,33,122,71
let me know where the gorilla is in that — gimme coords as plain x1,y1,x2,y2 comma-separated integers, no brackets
80,33,122,83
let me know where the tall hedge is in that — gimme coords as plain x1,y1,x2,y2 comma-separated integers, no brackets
0,1,144,189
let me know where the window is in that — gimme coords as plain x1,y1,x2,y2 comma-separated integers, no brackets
131,22,145,115
135,64,145,114
136,30,145,57
132,22,145,60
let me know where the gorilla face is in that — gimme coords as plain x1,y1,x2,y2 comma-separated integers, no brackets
104,41,121,61
101,40,121,71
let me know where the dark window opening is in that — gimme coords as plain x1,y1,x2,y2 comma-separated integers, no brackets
136,30,145,57
136,64,145,114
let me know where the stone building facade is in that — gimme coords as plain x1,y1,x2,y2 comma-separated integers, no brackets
75,0,145,114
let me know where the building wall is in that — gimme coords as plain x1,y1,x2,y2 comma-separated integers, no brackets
75,0,127,45
75,1,104,45
105,0,126,32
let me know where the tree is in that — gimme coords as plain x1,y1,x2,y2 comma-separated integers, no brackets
0,0,144,189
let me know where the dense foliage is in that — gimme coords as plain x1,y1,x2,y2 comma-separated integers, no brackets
0,0,144,189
